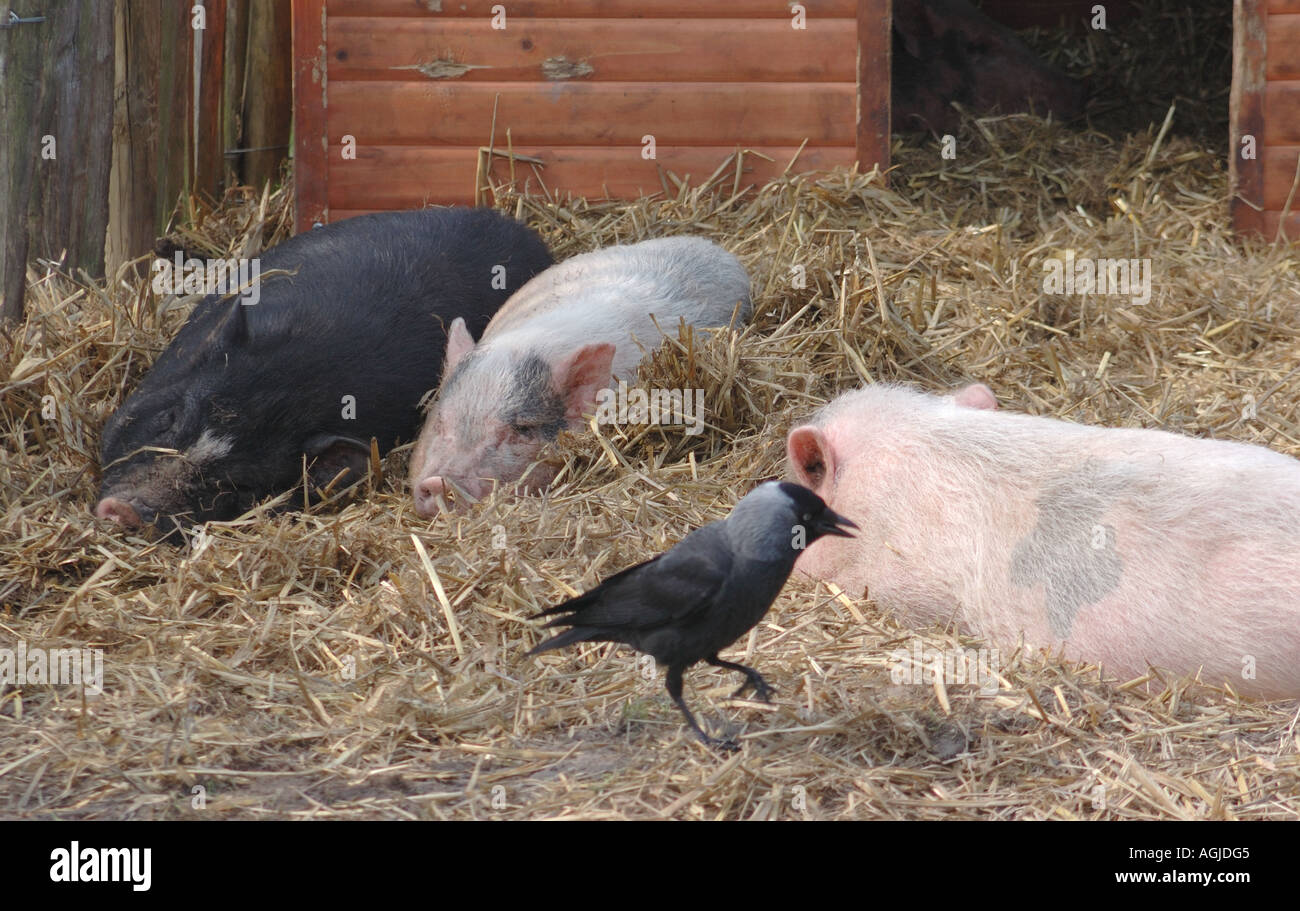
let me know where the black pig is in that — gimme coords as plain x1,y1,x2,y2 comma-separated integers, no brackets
96,207,553,538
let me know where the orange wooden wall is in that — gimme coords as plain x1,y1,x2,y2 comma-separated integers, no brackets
292,0,890,229
293,1,1295,243
1232,0,1300,241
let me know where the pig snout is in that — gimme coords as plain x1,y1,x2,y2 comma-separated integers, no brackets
412,458,558,516
94,496,144,528
412,476,448,516
414,476,448,514
413,474,487,516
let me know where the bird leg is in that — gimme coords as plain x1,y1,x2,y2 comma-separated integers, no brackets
665,664,738,752
707,654,775,703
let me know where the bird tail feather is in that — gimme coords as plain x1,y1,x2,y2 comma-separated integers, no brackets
532,588,601,621
526,626,599,657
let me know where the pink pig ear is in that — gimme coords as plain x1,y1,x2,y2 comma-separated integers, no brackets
953,383,997,410
786,425,835,493
555,343,616,424
443,318,477,378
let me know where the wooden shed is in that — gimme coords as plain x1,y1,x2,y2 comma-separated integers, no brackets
1230,0,1300,239
291,0,1300,241
291,0,888,230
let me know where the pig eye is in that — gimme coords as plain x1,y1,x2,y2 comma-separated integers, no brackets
510,422,538,436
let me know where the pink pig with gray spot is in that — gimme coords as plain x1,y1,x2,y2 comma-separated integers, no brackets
787,383,1300,696
410,237,751,515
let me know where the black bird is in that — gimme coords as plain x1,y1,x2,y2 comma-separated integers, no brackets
527,481,858,749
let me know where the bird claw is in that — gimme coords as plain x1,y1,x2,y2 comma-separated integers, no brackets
731,678,775,703
691,728,741,752
702,734,740,753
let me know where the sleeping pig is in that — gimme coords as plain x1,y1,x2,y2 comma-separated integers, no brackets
409,236,751,515
96,207,552,538
786,383,1300,696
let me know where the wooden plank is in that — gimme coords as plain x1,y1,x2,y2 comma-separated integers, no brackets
326,145,858,209
1263,81,1300,144
329,0,857,19
107,0,164,275
1238,206,1300,241
156,0,192,229
857,0,890,176
222,0,251,187
0,0,44,321
327,82,856,146
1261,145,1300,208
1232,204,1267,237
329,17,855,83
1260,209,1300,240
28,1,115,278
243,0,293,192
292,0,328,231
1267,0,1300,13
194,0,227,202
1231,0,1268,238
1265,14,1300,80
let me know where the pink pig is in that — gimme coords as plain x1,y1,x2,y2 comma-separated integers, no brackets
786,383,1300,696
409,237,751,515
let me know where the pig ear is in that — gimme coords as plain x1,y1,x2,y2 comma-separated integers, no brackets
443,318,476,378
302,433,371,493
217,297,249,348
787,425,835,491
953,383,997,410
555,343,616,424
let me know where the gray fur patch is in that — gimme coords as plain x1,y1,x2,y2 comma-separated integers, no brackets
1009,461,1125,637
439,347,484,401
503,353,567,438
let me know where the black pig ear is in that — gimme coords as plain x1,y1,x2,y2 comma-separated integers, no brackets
218,296,249,348
302,434,371,494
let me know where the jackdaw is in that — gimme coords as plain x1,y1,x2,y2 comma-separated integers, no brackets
527,481,858,749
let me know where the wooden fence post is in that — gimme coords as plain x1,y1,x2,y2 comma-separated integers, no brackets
242,0,292,193
107,0,163,277
0,0,113,323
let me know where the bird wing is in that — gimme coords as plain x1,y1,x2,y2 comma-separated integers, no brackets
538,523,733,632
533,553,663,620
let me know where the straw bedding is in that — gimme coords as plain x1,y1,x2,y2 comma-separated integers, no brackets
2,4,1298,820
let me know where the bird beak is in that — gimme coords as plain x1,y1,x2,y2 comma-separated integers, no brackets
815,508,858,538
